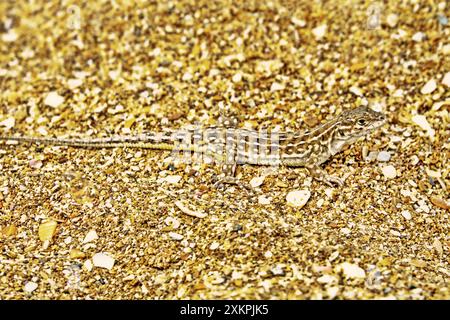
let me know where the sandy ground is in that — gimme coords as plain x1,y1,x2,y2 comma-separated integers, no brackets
0,0,449,299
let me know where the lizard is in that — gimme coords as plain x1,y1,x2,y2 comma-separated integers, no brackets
0,106,386,187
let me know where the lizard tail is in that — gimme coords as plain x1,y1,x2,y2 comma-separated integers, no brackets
0,134,176,149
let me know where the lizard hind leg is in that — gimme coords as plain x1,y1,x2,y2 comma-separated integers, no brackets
212,163,251,192
307,164,344,187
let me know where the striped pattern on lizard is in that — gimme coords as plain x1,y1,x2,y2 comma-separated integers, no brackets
0,106,386,187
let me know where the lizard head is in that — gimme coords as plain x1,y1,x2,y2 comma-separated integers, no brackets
328,106,386,156
337,106,386,139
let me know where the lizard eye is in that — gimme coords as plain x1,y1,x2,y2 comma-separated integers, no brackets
357,119,366,126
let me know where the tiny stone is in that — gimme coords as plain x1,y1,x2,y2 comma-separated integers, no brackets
163,175,182,184
38,219,58,242
286,190,311,208
412,32,425,42
70,249,86,259
271,265,285,276
182,72,193,81
92,253,115,270
420,79,437,94
164,217,180,229
386,14,398,27
169,232,183,241
442,44,450,55
401,210,412,220
340,227,351,235
382,165,397,179
327,287,339,299
366,151,378,162
209,242,220,250
67,78,83,89
2,30,18,42
377,151,391,162
29,159,43,169
82,230,98,244
336,262,366,279
24,281,38,293
258,195,271,205
291,17,306,27
0,117,15,129
442,72,450,87
349,86,363,96
84,259,93,272
44,91,64,108
232,72,242,83
312,24,327,40
317,274,338,284
432,239,443,256
250,176,265,188
412,114,435,138
437,14,448,25
270,82,285,92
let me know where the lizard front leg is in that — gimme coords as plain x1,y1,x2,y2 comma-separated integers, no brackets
213,163,252,191
307,164,344,187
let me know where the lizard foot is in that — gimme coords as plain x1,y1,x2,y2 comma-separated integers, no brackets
322,175,344,187
213,176,252,193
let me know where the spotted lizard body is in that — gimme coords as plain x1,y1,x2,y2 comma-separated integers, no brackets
0,106,386,186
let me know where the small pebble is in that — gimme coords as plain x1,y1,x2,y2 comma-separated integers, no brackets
232,72,242,83
401,210,412,220
349,86,363,96
286,190,311,208
82,230,98,244
412,115,435,138
317,274,338,284
209,242,220,250
67,78,83,89
258,195,271,205
92,253,115,270
24,281,38,293
0,116,15,130
442,72,450,87
291,17,306,27
312,24,327,40
412,32,425,42
386,14,398,27
270,82,285,92
182,72,193,81
44,91,64,108
70,249,86,259
377,151,391,162
336,262,366,279
169,232,183,241
38,219,58,242
2,30,18,42
164,217,180,229
382,165,397,179
250,176,265,188
432,239,443,256
29,159,43,169
175,200,206,218
84,259,93,272
163,175,182,184
437,14,448,25
420,79,437,94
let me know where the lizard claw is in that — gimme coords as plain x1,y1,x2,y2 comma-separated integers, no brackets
213,176,252,193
